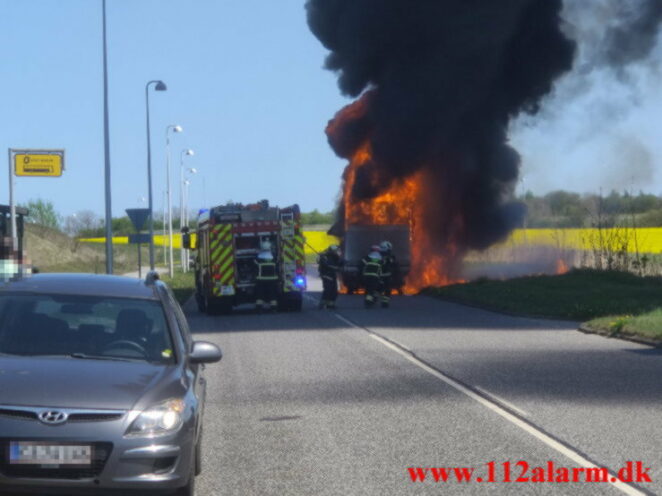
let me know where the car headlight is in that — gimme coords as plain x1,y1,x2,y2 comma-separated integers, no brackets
125,399,186,438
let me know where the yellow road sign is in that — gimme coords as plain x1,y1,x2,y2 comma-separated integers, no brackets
14,152,64,177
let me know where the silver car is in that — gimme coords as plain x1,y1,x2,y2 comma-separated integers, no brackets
0,273,222,495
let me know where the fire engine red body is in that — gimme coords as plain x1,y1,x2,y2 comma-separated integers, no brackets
191,200,306,314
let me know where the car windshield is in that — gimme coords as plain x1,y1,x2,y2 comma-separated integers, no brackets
0,293,175,364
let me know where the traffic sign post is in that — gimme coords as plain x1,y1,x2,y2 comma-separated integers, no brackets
126,209,151,279
126,208,151,232
7,149,65,249
128,233,151,244
15,153,64,177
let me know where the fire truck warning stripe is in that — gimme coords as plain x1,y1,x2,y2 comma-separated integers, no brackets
213,235,232,250
211,244,225,261
218,256,234,277
216,245,233,266
282,245,295,260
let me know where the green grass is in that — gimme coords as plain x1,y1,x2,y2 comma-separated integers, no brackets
161,271,196,305
584,309,662,341
427,269,662,321
25,224,156,274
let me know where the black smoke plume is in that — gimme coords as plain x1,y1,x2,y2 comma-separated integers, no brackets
307,0,575,252
603,0,662,67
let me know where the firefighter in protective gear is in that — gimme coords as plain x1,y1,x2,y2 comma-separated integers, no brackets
318,245,342,309
361,246,382,308
255,244,278,311
379,240,399,308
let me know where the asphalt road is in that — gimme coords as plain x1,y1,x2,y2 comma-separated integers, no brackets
187,273,662,496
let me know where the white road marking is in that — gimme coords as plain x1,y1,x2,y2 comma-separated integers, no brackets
333,312,645,496
333,312,356,329
474,386,529,418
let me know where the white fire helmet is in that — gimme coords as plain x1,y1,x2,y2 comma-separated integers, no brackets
380,241,393,253
371,244,381,253
260,240,272,251
258,250,274,262
368,250,382,261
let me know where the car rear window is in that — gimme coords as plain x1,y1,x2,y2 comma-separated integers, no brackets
0,293,175,364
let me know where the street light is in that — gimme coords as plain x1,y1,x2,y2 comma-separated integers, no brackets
162,190,167,266
102,0,113,274
166,125,183,277
180,149,195,270
145,79,167,271
182,167,198,272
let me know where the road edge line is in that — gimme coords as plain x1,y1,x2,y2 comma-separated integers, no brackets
334,312,650,496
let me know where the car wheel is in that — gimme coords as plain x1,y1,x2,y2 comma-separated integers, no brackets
290,295,303,312
204,295,219,316
195,292,206,313
218,299,233,315
195,429,203,476
177,461,196,496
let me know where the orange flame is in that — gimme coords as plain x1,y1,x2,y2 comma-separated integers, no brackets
556,258,569,275
330,96,463,293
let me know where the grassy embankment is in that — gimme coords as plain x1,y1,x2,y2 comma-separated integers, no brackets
428,269,662,343
25,224,152,274
160,271,196,306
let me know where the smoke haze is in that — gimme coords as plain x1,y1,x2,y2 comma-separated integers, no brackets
512,0,662,195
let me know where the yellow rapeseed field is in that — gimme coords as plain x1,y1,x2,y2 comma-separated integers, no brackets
80,232,341,254
80,228,662,255
506,228,662,254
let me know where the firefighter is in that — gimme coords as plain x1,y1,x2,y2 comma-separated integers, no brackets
255,241,279,311
318,245,342,309
379,240,399,308
361,245,382,308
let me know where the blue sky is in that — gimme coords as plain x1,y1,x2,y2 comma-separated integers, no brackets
0,0,348,218
2,1,661,222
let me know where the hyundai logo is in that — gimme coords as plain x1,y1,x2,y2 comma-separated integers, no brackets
38,410,69,425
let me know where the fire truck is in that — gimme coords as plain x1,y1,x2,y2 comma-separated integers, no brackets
186,200,306,314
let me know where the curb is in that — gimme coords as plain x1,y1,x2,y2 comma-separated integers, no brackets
578,325,662,348
430,293,662,348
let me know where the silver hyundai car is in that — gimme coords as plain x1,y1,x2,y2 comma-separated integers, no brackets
0,273,222,495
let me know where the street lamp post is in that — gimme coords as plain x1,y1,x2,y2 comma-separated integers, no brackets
145,80,167,271
102,0,113,274
162,191,167,266
179,149,194,270
182,167,197,272
166,125,183,278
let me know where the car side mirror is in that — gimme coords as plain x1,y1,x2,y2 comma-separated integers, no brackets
190,341,222,364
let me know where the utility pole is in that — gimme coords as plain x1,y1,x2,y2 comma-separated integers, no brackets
102,0,113,274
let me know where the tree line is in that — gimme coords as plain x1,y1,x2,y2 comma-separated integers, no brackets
520,190,662,228
18,200,337,237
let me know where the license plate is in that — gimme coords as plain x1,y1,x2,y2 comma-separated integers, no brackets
219,285,235,296
9,442,92,466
